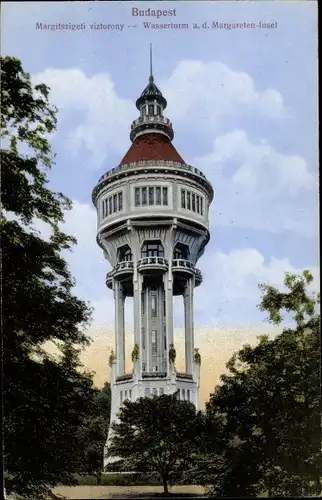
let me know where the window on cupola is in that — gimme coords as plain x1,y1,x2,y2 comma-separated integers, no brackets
148,104,154,115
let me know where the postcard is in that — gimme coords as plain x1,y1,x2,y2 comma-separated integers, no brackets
2,1,319,499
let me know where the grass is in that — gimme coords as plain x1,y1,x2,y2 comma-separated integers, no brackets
53,484,206,499
72,473,198,487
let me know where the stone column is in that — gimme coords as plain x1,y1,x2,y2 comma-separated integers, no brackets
184,277,194,375
114,280,125,376
163,269,174,376
133,272,142,376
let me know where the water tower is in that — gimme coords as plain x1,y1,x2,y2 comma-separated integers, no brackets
92,50,214,466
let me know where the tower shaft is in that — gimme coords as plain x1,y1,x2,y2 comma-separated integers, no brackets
92,54,213,468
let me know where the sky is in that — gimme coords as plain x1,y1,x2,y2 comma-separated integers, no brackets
2,1,319,396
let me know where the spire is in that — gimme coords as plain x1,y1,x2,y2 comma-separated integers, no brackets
135,45,167,110
149,43,153,82
131,46,173,143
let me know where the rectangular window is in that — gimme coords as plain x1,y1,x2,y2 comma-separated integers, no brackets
120,391,123,403
151,296,157,317
113,194,117,213
162,187,168,206
142,363,146,372
200,198,204,215
102,201,105,218
159,388,164,396
187,191,191,210
129,390,132,400
156,187,161,205
118,192,123,211
148,187,154,205
192,193,196,211
141,292,145,315
152,388,158,396
145,388,150,397
135,187,140,206
152,330,157,355
196,196,200,214
182,389,185,401
181,189,186,209
187,389,190,401
163,298,166,317
124,390,128,400
148,104,154,115
141,327,145,349
164,331,167,350
109,197,112,214
105,199,108,217
141,187,147,206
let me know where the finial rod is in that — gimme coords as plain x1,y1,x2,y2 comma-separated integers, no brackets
149,43,153,81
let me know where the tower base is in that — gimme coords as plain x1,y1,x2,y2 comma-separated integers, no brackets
104,367,199,469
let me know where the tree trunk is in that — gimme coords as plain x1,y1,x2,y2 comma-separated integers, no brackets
162,475,169,494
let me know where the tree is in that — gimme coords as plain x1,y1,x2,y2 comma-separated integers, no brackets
109,394,206,493
80,382,111,484
1,56,99,498
204,270,320,497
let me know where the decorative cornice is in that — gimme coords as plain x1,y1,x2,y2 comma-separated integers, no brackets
92,160,213,205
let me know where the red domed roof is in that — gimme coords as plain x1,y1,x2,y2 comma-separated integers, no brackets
120,133,185,165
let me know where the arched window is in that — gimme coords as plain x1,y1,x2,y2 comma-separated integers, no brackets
173,243,190,260
117,244,132,262
141,240,164,258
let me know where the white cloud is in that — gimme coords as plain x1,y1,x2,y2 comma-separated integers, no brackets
32,59,285,167
161,60,285,127
193,129,316,235
194,247,319,326
32,68,136,167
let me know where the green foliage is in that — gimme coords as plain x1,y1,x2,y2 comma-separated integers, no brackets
79,382,111,483
109,395,206,493
202,270,321,497
258,270,317,326
1,56,100,498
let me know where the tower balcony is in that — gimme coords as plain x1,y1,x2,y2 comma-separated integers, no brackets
195,269,203,287
141,371,167,379
131,115,172,129
172,259,195,279
130,115,174,141
105,261,134,289
137,256,169,275
115,373,133,383
176,372,193,381
172,263,203,295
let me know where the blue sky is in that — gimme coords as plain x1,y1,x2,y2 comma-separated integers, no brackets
2,1,319,330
